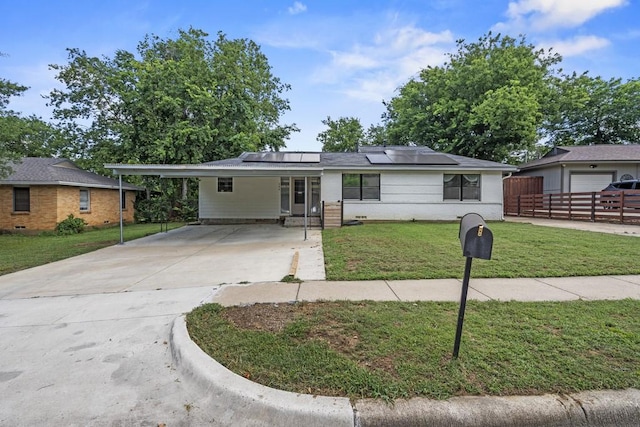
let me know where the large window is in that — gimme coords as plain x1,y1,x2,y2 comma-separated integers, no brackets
343,174,380,200
280,177,290,214
443,174,480,200
217,177,233,192
80,189,90,211
13,187,30,212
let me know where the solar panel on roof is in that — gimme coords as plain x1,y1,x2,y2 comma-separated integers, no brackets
387,152,459,165
301,153,320,162
366,154,393,164
242,152,320,163
367,150,459,165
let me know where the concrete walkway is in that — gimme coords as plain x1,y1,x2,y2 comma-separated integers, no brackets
210,275,640,306
1,221,639,426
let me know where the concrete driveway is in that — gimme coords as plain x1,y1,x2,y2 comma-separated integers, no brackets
0,224,325,299
0,224,324,425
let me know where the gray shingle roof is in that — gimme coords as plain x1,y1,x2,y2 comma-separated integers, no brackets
204,147,516,171
1,158,142,190
519,145,640,170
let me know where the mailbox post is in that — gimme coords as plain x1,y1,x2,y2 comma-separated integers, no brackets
453,213,493,359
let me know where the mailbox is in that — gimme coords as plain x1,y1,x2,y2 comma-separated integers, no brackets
459,213,493,260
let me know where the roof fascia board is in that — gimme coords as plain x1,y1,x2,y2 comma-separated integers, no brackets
322,165,518,172
105,164,323,177
0,180,141,190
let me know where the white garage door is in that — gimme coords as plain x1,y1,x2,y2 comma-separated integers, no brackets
570,173,614,193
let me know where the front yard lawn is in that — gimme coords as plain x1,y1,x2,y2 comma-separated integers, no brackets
322,221,640,280
187,299,640,400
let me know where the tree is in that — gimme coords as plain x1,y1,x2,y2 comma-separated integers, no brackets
48,28,297,198
384,32,561,163
317,116,365,152
364,124,388,146
1,63,63,177
546,73,640,146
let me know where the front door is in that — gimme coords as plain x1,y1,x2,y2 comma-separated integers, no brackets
292,178,306,216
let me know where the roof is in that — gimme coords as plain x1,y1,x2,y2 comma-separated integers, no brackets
0,158,142,190
105,146,516,177
519,145,640,170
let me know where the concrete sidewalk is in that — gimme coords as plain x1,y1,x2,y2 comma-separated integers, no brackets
210,275,640,306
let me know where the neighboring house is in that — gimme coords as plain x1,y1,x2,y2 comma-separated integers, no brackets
0,158,141,231
106,146,517,226
516,145,640,194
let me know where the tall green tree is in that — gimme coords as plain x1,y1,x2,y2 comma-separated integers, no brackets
546,73,640,146
1,62,62,176
317,116,366,152
364,124,388,146
48,28,297,197
384,32,561,163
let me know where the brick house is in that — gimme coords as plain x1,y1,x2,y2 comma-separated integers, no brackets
0,158,141,231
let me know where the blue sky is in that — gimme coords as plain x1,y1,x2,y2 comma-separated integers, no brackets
1,0,639,152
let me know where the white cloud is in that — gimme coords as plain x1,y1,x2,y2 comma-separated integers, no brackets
543,35,610,57
312,25,454,102
288,2,307,15
498,0,627,31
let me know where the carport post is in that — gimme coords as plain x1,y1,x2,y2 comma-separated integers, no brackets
304,177,308,240
118,174,124,245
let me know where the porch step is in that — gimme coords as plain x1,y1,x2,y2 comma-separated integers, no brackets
283,217,322,228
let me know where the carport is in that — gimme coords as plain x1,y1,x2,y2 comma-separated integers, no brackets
105,163,323,244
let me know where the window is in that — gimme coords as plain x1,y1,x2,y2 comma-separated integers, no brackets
121,191,127,210
13,187,30,212
280,178,290,214
443,174,480,201
342,174,380,200
218,177,233,192
80,189,90,211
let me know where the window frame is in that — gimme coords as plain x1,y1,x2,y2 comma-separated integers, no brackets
443,174,481,201
13,187,30,212
217,177,233,193
79,189,91,212
342,173,380,201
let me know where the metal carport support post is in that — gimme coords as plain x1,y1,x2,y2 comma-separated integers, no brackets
118,174,124,245
304,176,308,241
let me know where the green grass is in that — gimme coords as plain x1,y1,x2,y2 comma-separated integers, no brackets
187,300,640,400
0,222,183,275
323,222,640,280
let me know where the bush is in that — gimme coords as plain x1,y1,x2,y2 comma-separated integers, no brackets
56,214,87,235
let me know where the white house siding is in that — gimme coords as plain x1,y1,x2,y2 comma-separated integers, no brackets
199,177,280,220
322,170,505,221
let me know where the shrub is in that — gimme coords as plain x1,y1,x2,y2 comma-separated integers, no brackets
56,214,87,235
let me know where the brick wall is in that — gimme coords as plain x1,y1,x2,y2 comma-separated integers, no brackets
0,185,136,231
57,187,135,227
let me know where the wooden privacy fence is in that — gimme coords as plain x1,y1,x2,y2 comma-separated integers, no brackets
504,191,640,224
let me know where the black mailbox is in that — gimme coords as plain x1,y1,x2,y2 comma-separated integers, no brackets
459,213,493,260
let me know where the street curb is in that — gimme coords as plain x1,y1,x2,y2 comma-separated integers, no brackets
171,315,640,427
170,316,354,427
354,390,640,426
